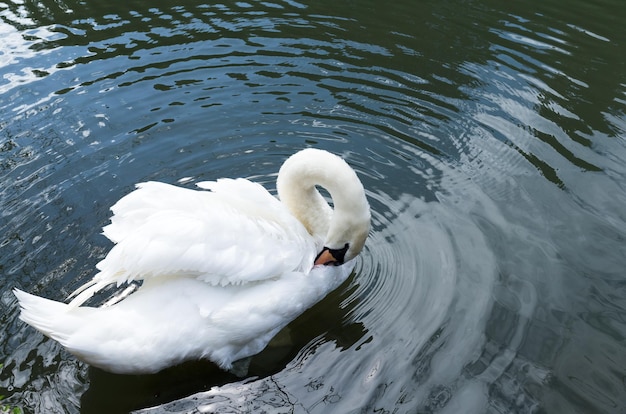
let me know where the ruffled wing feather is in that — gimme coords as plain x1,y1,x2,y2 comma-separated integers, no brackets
69,179,316,307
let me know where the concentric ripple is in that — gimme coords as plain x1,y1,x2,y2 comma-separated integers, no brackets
135,155,505,413
2,0,626,413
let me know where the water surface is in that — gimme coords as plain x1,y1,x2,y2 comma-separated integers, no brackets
1,0,625,413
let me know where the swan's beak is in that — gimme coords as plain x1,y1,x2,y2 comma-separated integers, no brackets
314,248,340,266
314,243,349,266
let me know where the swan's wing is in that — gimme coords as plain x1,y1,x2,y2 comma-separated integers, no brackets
69,179,316,307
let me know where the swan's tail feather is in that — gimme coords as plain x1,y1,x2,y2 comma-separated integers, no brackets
14,289,72,343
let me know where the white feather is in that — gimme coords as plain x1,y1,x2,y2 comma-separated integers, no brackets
14,263,352,373
70,179,316,305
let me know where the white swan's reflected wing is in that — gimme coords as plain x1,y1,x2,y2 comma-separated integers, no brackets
71,179,316,305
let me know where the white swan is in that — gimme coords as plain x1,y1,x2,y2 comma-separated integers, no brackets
14,148,370,374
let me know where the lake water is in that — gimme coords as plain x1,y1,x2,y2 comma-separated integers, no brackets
1,0,625,412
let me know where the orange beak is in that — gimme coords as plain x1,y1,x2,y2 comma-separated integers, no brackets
314,248,339,266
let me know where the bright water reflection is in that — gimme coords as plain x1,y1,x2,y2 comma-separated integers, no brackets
1,0,625,413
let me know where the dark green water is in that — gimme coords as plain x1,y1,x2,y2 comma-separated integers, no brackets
1,0,625,412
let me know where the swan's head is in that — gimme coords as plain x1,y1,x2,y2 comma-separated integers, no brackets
311,197,370,266
277,148,371,267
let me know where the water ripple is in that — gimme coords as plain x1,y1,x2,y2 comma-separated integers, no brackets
2,0,626,413
137,162,503,413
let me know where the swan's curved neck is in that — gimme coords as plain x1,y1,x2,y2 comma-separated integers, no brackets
276,149,370,259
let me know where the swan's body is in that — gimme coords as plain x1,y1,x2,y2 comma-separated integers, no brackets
15,149,370,374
